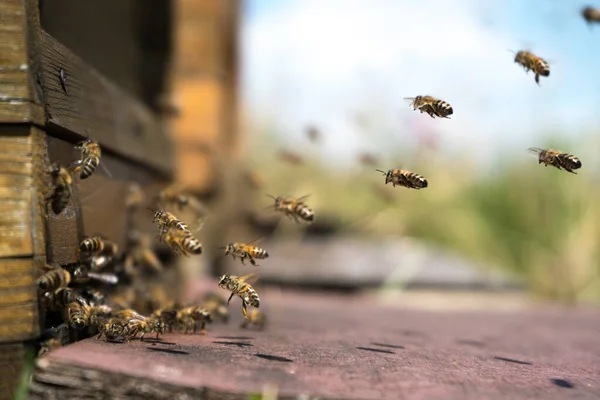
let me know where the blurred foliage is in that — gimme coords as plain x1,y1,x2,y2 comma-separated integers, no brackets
245,125,600,304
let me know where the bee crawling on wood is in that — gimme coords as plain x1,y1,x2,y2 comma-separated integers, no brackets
67,301,89,331
375,168,428,190
267,194,315,223
87,305,113,328
512,50,550,86
404,95,453,119
527,147,582,174
124,317,166,342
220,238,269,267
218,273,260,319
200,292,229,323
151,302,183,332
47,165,73,215
70,137,102,180
240,309,267,331
38,265,71,294
176,306,212,335
96,318,128,342
163,227,203,257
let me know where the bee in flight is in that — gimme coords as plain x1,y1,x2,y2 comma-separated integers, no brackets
220,238,269,267
71,137,102,179
512,50,550,86
375,169,428,189
240,309,267,330
47,165,73,215
267,194,315,223
404,96,453,119
163,227,203,257
527,147,582,174
148,208,189,240
582,6,600,26
218,273,260,319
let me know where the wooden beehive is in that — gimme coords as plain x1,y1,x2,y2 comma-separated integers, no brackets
0,1,185,397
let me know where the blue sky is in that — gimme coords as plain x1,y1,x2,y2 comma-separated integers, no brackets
241,0,600,169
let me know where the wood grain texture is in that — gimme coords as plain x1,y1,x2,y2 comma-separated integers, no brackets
0,342,26,400
0,0,44,124
39,31,173,177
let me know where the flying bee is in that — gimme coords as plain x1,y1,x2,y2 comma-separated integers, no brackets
71,138,101,179
148,208,189,239
163,227,203,257
277,149,304,165
512,50,550,86
38,266,71,294
527,147,582,174
218,273,260,319
404,96,453,119
124,231,163,276
375,168,428,190
67,301,89,331
124,317,165,341
47,165,73,215
582,7,600,26
96,318,127,342
240,309,267,330
267,194,315,223
176,306,212,334
79,236,118,257
200,292,229,323
221,239,269,267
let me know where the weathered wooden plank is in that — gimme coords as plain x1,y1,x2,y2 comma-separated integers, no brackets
0,0,44,125
39,31,173,177
0,342,25,400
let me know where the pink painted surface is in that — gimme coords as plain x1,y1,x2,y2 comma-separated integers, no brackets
45,286,600,399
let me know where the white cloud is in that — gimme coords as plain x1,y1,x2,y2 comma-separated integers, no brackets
241,0,587,168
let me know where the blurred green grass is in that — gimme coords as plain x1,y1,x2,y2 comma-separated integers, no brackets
245,128,600,304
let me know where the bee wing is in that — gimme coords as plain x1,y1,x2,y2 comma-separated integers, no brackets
86,272,119,285
238,272,259,284
245,237,265,246
296,194,311,202
527,147,544,158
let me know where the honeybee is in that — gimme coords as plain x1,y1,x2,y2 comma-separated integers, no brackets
124,231,163,276
67,301,89,331
240,309,266,330
38,266,71,294
48,165,73,215
375,168,428,189
81,288,106,307
87,305,113,328
38,338,62,356
267,194,315,223
306,125,321,142
71,138,101,179
114,309,146,320
277,149,304,165
72,264,119,285
124,317,165,341
176,306,212,334
125,183,144,210
527,147,582,174
96,318,127,342
151,302,182,332
404,96,453,119
582,7,600,26
79,236,118,256
358,152,379,167
44,287,84,311
148,208,189,239
163,227,203,257
221,239,269,267
200,292,229,323
513,50,550,85
218,273,260,319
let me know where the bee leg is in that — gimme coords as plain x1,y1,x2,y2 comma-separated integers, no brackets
227,292,235,305
535,74,540,85
240,257,245,265
242,302,248,319
140,332,145,341
249,258,258,267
